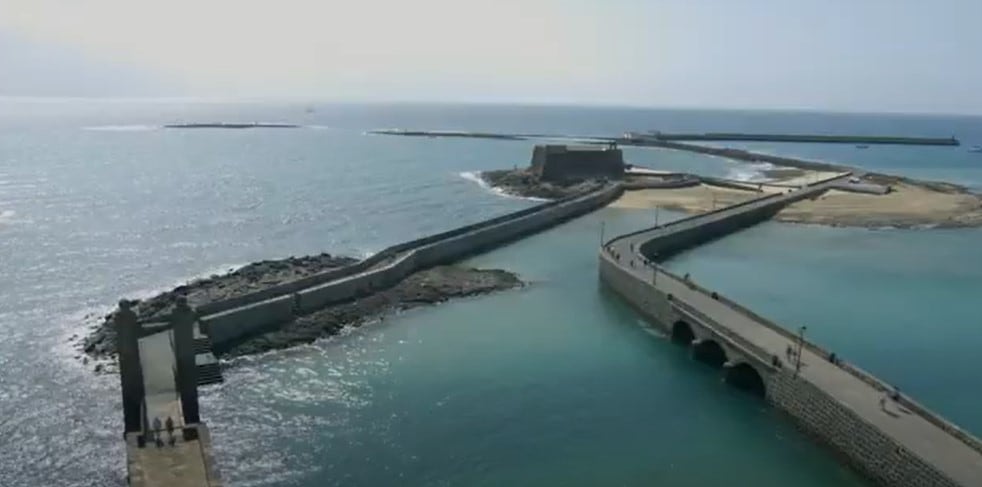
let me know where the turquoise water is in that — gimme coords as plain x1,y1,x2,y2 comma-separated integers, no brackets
206,209,864,486
664,223,982,434
1,99,980,485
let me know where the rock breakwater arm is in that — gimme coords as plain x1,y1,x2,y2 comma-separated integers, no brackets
81,257,521,359
219,265,522,357
82,253,358,357
480,169,606,199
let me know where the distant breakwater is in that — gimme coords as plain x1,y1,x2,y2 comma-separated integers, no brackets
373,129,976,195
640,132,960,146
164,122,301,129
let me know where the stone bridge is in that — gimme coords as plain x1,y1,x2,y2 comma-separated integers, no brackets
599,174,982,487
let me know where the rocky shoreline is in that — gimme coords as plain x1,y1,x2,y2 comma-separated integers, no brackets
81,254,521,359
479,168,606,199
221,265,521,357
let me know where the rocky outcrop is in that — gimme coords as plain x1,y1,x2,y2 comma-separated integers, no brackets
80,255,521,359
81,253,357,357
480,168,606,199
219,265,522,357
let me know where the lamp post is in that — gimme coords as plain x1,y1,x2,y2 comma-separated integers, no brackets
599,221,605,249
795,325,807,377
650,252,658,287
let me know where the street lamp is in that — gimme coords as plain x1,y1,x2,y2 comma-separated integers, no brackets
795,325,807,376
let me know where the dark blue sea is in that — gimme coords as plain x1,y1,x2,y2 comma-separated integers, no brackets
1,99,980,486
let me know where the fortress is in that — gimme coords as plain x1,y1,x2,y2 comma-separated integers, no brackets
530,144,625,182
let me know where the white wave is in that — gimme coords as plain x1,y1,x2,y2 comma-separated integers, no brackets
83,124,159,131
458,171,550,202
0,209,18,225
724,162,775,182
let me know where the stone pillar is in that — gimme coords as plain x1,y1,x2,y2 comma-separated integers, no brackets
171,297,200,425
114,300,145,434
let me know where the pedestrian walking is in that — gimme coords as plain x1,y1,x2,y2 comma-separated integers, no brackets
165,416,175,445
151,417,163,447
890,386,901,402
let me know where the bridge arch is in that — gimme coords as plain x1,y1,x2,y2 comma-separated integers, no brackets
692,339,727,367
725,362,766,397
671,320,695,345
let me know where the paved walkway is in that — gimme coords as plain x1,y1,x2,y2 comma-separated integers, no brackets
135,330,214,486
606,183,982,487
139,331,185,432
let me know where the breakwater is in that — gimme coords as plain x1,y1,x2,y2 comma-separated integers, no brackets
194,184,623,346
598,175,982,487
164,122,301,129
640,132,960,146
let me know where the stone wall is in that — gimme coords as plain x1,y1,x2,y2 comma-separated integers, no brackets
203,184,624,347
530,145,624,182
202,294,295,344
195,185,606,318
768,372,958,487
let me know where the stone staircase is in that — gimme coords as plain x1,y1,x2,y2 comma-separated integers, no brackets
193,328,224,386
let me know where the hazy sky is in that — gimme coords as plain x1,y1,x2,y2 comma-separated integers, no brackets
2,0,981,113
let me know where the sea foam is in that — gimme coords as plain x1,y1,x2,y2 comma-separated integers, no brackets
459,171,550,202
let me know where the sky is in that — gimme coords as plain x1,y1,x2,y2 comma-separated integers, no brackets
1,0,981,113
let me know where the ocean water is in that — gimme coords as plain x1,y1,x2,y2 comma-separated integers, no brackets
1,99,980,486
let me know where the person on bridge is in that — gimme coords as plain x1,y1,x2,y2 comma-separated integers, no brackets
151,417,163,447
165,416,175,446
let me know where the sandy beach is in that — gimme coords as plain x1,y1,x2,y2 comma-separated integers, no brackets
778,182,982,228
613,172,982,228
612,183,759,213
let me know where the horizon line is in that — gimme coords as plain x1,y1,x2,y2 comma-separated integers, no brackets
1,94,980,118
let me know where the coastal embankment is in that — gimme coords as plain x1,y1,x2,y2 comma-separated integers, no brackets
83,184,623,359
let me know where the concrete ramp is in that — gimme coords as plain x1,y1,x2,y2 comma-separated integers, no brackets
138,331,185,432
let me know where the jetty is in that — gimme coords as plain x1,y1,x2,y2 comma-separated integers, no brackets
163,123,300,129
629,131,960,146
371,128,961,147
599,175,982,487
